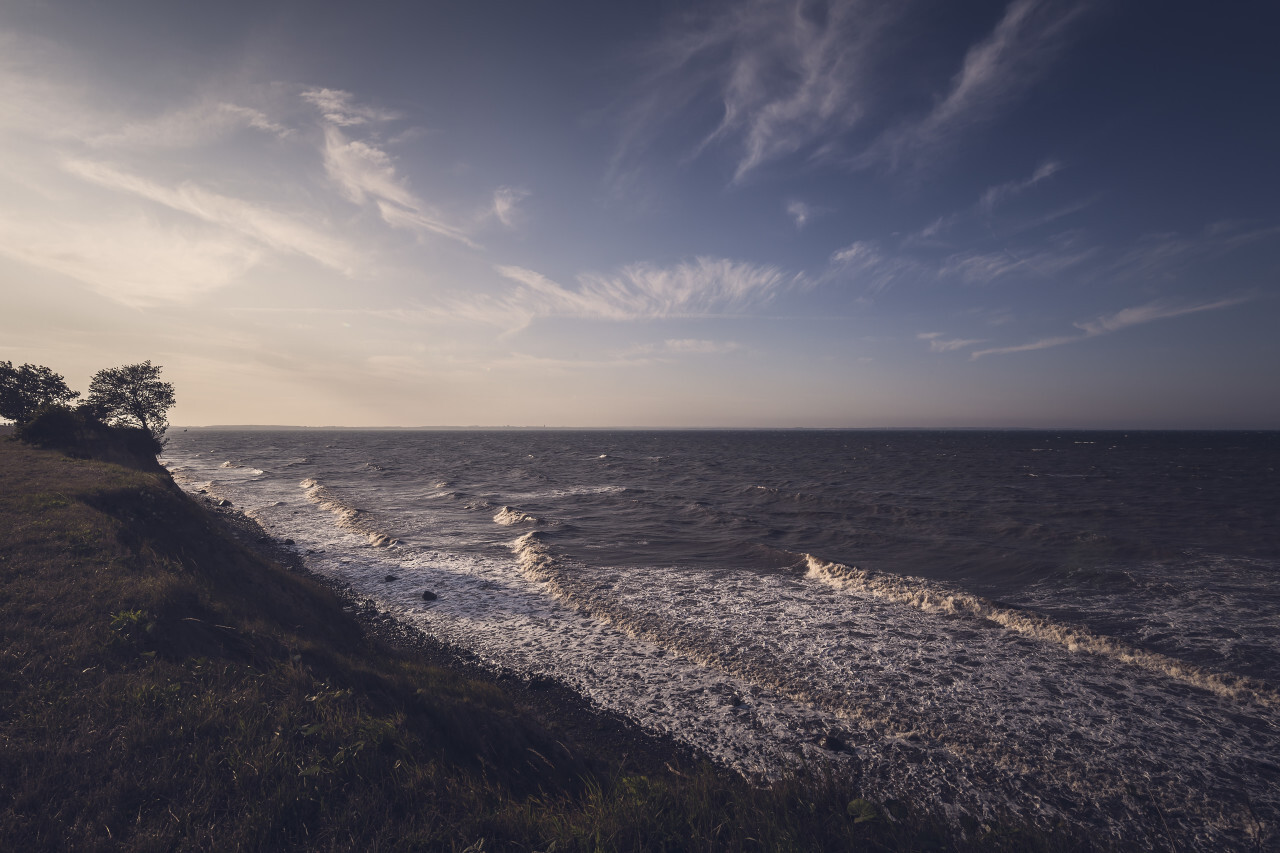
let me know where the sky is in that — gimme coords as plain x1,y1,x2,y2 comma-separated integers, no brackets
1,0,1278,428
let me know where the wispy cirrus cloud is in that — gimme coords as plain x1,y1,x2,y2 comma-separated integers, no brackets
0,209,262,305
618,0,902,183
869,0,1090,168
826,239,928,295
939,236,1098,284
88,99,291,149
63,158,360,273
979,159,1063,212
629,338,742,356
301,88,402,127
408,258,794,333
970,296,1249,358
319,125,475,247
490,186,529,228
622,0,1089,184
491,257,796,326
917,332,986,352
1072,296,1250,336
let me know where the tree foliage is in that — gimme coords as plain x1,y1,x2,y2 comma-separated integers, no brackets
86,361,176,440
0,361,80,424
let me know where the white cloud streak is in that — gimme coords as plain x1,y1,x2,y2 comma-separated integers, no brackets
979,159,1062,212
493,257,795,324
301,88,402,127
663,338,741,354
491,187,529,227
621,0,900,182
0,210,262,305
63,159,360,273
89,100,291,149
873,0,1089,167
970,296,1249,358
827,239,927,295
917,333,986,352
939,239,1097,284
625,0,1088,182
1073,296,1250,336
319,126,475,246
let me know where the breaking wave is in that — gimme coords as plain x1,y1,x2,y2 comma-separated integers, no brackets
804,554,1278,707
299,478,401,547
494,506,539,526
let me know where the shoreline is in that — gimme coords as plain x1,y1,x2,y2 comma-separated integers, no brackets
190,489,717,780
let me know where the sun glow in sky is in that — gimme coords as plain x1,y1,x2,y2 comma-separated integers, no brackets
1,0,1277,427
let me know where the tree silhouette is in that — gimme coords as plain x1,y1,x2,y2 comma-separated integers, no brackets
0,361,80,424
87,361,176,440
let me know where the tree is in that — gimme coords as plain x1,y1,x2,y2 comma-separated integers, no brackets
0,361,80,424
86,361,176,440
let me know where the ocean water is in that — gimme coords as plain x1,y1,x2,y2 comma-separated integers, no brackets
162,429,1280,848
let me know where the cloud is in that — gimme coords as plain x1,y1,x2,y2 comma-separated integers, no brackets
319,126,475,246
661,338,741,354
302,88,401,127
904,162,1085,248
619,0,1089,185
979,159,1062,211
827,239,927,295
63,158,360,273
869,0,1088,168
917,333,986,352
442,258,796,330
491,186,529,227
619,0,901,182
939,236,1097,284
89,100,291,149
0,210,262,305
786,200,813,229
970,296,1249,358
1073,296,1250,336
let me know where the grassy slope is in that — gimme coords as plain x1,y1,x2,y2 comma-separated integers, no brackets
0,439,1072,851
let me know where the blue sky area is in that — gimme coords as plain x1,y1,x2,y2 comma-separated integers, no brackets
1,0,1277,427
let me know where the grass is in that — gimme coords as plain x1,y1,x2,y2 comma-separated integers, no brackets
0,436,1092,851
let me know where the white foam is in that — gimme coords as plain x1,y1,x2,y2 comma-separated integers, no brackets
804,554,1278,708
493,506,539,526
299,478,401,547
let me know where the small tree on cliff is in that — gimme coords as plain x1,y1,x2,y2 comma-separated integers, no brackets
86,361,176,441
0,361,80,424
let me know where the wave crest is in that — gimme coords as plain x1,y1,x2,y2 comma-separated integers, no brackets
494,506,539,526
804,555,1277,707
299,478,401,547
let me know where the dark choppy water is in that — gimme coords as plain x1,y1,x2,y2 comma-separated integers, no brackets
163,429,1280,848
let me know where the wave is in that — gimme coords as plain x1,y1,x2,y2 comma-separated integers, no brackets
298,478,401,547
508,533,861,715
804,554,1278,708
494,506,539,526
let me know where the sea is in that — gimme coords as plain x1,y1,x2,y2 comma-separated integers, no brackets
161,429,1280,849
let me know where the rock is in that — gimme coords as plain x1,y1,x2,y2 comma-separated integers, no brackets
217,499,232,507
284,539,295,545
820,730,847,752
421,590,437,601
384,574,399,582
